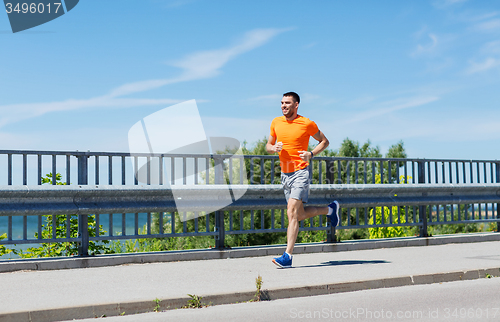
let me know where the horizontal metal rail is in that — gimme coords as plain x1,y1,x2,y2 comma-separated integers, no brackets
1,184,500,216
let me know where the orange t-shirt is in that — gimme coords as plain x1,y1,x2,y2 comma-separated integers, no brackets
270,115,319,173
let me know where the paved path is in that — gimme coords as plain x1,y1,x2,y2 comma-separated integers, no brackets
1,236,500,322
68,278,500,322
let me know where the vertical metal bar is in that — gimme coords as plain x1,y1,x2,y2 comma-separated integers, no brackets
396,161,400,183
66,155,71,185
38,154,42,185
418,161,428,237
122,213,126,236
7,216,12,240
183,157,187,185
194,157,198,185
214,156,225,248
215,211,225,249
95,214,100,237
109,156,113,185
434,162,438,184
159,212,164,235
496,162,500,232
379,160,383,184
77,155,89,256
337,160,341,184
52,155,57,185
260,157,264,184
206,158,210,184
412,161,416,184
346,160,350,184
22,154,27,185
250,158,254,184
470,162,474,183
37,215,42,240
147,156,151,185
403,161,407,184
319,159,322,184
66,215,71,238
388,161,392,184
240,157,244,184
483,162,487,183
122,156,126,185
462,162,466,183
8,153,12,185
109,213,113,237
95,156,99,185
229,157,233,184
271,159,275,184
134,157,138,185
147,213,151,235
442,162,445,183
159,156,164,185
477,162,480,183
354,160,358,184
427,161,431,184
449,162,452,184
372,161,376,183
364,161,368,184
135,213,139,235
23,215,27,240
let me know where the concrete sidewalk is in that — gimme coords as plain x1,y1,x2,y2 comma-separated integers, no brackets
1,234,500,322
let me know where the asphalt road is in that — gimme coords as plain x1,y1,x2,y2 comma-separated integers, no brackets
68,277,500,322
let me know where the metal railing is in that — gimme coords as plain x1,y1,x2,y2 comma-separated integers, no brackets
0,149,499,257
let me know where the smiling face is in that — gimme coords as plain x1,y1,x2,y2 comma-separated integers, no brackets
281,95,299,120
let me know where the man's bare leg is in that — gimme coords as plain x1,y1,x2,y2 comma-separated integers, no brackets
285,198,329,255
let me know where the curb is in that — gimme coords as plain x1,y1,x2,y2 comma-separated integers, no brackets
1,232,500,273
2,267,499,322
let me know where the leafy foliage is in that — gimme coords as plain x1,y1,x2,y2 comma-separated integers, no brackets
0,233,16,256
368,175,415,239
17,173,112,258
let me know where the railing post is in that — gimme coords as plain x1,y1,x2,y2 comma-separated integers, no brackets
214,156,226,249
496,162,500,233
326,159,337,243
77,154,89,256
418,160,428,237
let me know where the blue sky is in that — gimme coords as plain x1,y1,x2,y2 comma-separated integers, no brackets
1,0,499,160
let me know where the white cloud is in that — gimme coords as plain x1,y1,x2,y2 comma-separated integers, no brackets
474,19,500,32
412,33,439,57
0,28,290,129
481,40,500,54
466,57,500,74
345,96,440,124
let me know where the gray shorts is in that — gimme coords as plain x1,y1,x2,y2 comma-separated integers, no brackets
281,168,311,203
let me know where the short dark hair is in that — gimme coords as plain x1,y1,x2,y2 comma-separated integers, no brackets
283,92,300,104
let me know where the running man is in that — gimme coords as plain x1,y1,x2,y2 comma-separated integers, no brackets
266,92,340,268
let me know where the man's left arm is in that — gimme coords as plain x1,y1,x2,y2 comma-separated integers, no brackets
298,130,329,161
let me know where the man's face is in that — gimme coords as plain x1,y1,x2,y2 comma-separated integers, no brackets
281,96,298,118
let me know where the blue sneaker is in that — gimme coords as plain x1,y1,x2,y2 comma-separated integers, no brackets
327,201,340,227
272,252,292,268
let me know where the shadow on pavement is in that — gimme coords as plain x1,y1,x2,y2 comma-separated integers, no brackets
296,259,389,269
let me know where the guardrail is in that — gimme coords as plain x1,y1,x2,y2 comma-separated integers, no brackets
1,184,499,256
1,149,499,186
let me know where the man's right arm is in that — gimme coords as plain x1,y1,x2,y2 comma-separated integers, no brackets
266,135,282,154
